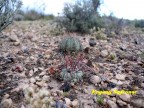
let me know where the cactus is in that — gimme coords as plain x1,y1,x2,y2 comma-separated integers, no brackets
0,0,22,32
59,37,83,55
60,68,83,83
24,87,53,108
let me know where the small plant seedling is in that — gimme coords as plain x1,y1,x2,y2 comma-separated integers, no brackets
96,95,104,105
139,52,144,60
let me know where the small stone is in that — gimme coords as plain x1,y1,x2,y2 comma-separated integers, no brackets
31,37,38,42
30,56,35,60
56,101,66,108
29,83,38,90
42,75,50,82
119,45,127,51
36,81,44,87
35,76,41,81
131,97,144,108
21,105,25,108
117,81,123,86
83,89,89,94
71,99,79,107
117,99,127,106
110,79,118,84
54,92,58,97
60,82,71,92
33,67,38,73
111,97,116,103
3,94,10,99
50,101,56,107
39,72,46,76
119,94,131,102
89,38,96,47
9,35,18,42
107,100,118,108
29,78,36,83
1,98,13,108
29,70,34,77
101,50,108,57
90,75,101,84
45,55,50,59
57,90,63,96
141,83,144,88
116,74,126,81
14,41,20,46
127,104,133,108
65,98,71,106
22,47,29,54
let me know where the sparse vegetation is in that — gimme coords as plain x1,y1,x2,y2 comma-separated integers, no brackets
139,52,144,60
96,95,104,105
1,0,144,108
90,27,107,40
0,0,22,32
15,9,55,21
103,15,124,37
135,20,144,28
57,0,103,33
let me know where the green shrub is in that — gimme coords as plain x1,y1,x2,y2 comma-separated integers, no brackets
43,14,55,20
102,15,123,36
24,9,45,21
96,95,104,105
0,0,22,32
57,0,103,33
17,9,55,21
135,20,144,28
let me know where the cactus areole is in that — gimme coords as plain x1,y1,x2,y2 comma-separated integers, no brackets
59,37,83,55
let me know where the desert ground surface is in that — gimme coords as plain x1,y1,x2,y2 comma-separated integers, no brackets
0,20,144,108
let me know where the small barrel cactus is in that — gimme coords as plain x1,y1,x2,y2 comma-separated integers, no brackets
60,68,83,82
59,37,83,55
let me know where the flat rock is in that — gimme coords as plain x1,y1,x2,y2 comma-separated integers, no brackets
130,97,144,108
101,50,109,57
14,41,20,46
29,78,36,83
42,75,50,82
9,35,19,42
71,99,79,107
116,74,126,80
107,100,118,108
110,79,118,84
90,75,101,84
65,98,71,106
117,81,123,85
119,94,131,102
117,99,127,106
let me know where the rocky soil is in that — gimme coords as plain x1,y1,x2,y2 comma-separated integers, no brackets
0,21,144,108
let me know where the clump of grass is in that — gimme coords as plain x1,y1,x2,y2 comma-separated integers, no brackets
19,9,55,21
90,27,107,40
96,95,104,105
139,52,144,60
109,53,117,60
